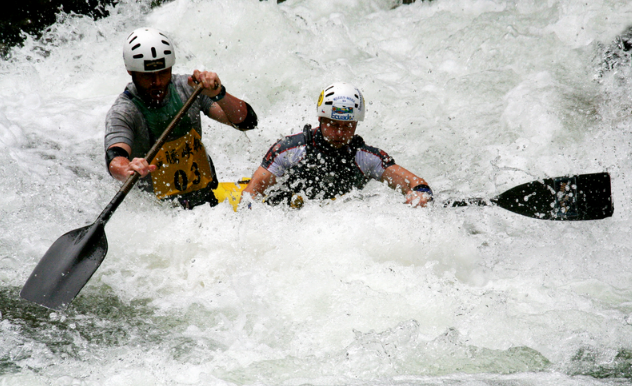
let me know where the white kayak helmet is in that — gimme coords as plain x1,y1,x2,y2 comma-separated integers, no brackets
316,82,365,122
123,27,176,73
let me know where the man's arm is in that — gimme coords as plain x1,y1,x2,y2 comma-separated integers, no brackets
188,70,257,130
107,143,156,182
381,165,432,207
241,166,277,201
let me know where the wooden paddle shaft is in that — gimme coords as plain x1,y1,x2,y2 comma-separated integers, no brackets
97,83,205,225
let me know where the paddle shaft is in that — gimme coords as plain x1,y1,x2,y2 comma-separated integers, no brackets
444,198,490,207
97,83,204,226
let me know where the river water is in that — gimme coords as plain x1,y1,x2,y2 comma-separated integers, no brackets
1,0,632,385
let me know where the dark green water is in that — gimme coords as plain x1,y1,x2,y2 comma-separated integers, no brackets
0,286,225,376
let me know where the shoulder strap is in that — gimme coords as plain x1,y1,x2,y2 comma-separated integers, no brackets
349,134,365,150
302,124,313,143
302,124,314,153
121,88,158,145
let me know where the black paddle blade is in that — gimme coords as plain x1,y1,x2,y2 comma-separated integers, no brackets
20,222,108,310
492,172,614,221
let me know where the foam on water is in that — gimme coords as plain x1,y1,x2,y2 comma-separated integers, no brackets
1,0,632,384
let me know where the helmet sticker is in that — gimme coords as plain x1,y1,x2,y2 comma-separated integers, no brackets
144,58,166,71
317,91,324,107
332,106,353,114
331,106,354,120
333,96,354,104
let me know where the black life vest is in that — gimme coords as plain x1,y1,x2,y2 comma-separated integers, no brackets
266,124,370,205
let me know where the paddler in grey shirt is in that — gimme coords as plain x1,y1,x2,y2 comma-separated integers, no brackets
104,27,258,209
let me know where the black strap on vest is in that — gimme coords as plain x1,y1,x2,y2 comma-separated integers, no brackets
302,124,313,146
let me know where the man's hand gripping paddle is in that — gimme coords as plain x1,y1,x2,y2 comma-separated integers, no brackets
20,83,204,311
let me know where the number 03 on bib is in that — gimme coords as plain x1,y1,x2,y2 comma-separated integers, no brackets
150,129,214,199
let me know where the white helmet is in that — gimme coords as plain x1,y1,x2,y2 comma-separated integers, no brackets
123,27,176,73
316,82,365,122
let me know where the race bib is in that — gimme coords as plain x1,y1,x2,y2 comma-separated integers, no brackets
150,129,214,200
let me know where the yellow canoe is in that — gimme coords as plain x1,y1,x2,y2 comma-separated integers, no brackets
212,178,250,211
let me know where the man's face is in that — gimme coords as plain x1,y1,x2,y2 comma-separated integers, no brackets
130,67,172,106
319,117,357,149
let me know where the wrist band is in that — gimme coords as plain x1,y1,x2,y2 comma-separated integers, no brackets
106,146,130,168
211,85,226,102
234,102,258,131
412,183,433,196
